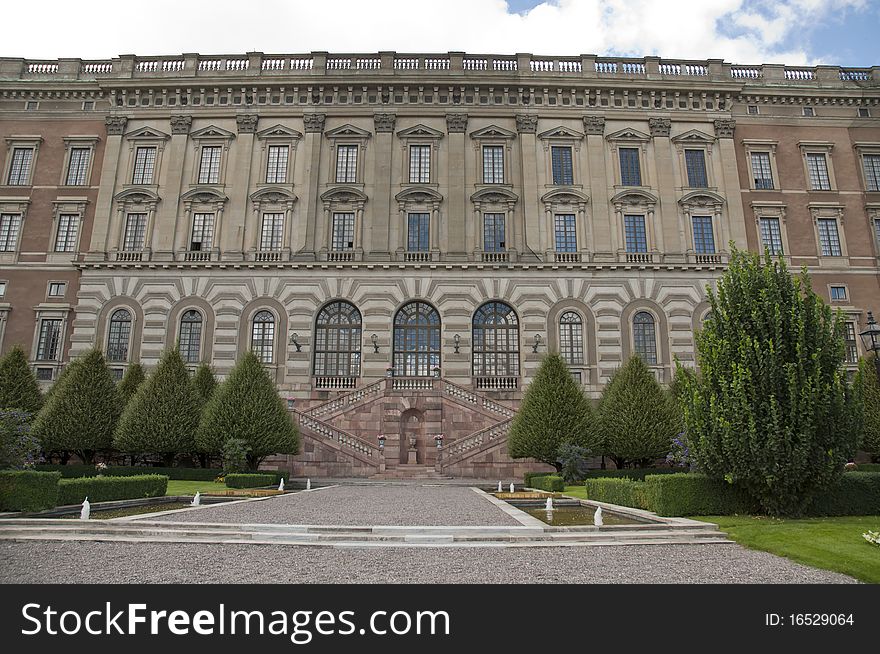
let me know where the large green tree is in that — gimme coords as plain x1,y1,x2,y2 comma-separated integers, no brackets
117,363,146,406
196,351,299,468
858,355,880,462
32,350,122,464
598,355,680,469
192,363,218,409
0,346,42,415
679,248,860,516
508,353,599,471
114,348,201,465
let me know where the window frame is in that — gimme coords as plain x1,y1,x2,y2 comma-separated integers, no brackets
250,309,277,365
472,301,520,379
743,140,780,191
550,146,574,186
854,143,880,193
331,212,356,252
482,212,506,252
122,212,148,252
178,309,204,364
334,144,359,184
691,215,716,254
106,308,134,363
828,284,848,303
408,144,432,184
810,204,847,259
481,144,505,184
558,311,585,367
313,301,363,379
0,212,23,253
61,136,99,187
3,138,41,187
46,281,67,299
392,301,441,378
259,212,284,251
798,142,836,191
623,214,648,253
632,310,658,366
35,318,63,362
406,212,430,252
553,213,578,253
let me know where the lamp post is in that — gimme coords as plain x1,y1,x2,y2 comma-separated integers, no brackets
859,311,880,378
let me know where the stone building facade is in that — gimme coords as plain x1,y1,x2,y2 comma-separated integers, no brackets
0,52,877,478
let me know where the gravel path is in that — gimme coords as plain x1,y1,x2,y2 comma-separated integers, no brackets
0,540,855,584
154,485,520,526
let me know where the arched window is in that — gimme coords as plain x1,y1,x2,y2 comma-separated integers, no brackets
314,301,362,378
473,302,520,377
106,308,132,362
251,310,275,364
393,302,440,377
633,311,658,364
178,310,203,363
559,311,584,365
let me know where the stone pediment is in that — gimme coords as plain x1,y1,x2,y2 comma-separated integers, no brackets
541,188,590,205
250,187,298,204
114,187,160,203
469,125,517,140
396,124,444,140
257,124,303,140
611,188,658,205
190,125,236,140
321,186,368,203
124,126,170,141
538,126,585,141
325,124,372,139
181,187,229,204
679,190,725,207
605,128,650,142
470,187,518,204
395,186,443,204
671,130,716,145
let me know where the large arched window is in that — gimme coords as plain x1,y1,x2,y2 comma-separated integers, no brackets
633,311,658,364
106,309,132,362
314,301,362,378
559,311,584,365
473,302,520,377
393,302,440,377
178,310,203,363
251,310,276,364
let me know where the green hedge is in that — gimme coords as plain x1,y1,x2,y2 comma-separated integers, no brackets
523,472,552,487
224,473,277,489
57,474,168,505
807,472,880,516
854,463,880,473
0,471,61,512
36,464,223,481
644,473,757,516
529,475,565,492
584,478,649,510
584,468,681,481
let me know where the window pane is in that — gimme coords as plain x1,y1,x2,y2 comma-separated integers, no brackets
266,145,289,184
36,319,62,361
751,152,774,189
179,310,203,363
619,148,641,186
260,213,284,250
817,218,842,256
107,309,132,362
7,148,33,185
393,302,440,377
559,311,584,365
844,322,858,364
331,213,355,251
198,146,221,184
624,215,647,253
55,214,80,252
251,310,275,363
633,311,657,365
482,146,504,184
806,153,831,190
315,301,362,377
123,214,147,251
685,149,708,187
864,154,880,192
191,213,215,251
483,213,505,251
66,148,91,185
132,147,156,184
0,214,22,252
409,145,431,183
551,146,573,185
759,217,783,255
692,216,715,254
335,145,358,183
407,213,430,252
472,302,519,377
554,214,577,252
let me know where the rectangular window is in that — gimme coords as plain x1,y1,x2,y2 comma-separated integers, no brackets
54,214,80,252
48,282,66,297
409,145,431,183
131,147,156,185
692,216,715,254
551,146,574,185
859,108,871,118
190,213,215,251
0,281,6,297
36,319,62,361
817,218,842,256
331,212,355,251
0,214,22,251
483,213,506,251
624,215,648,253
806,153,831,190
554,214,577,252
830,286,847,301
751,152,774,190
875,218,880,249
123,213,147,251
803,107,815,117
864,154,880,192
844,322,858,364
65,147,91,185
260,213,284,251
482,146,504,184
747,105,759,115
6,148,34,185
265,145,289,184
335,145,358,183
685,149,708,188
406,213,430,252
619,148,641,186
759,217,784,255
197,146,222,184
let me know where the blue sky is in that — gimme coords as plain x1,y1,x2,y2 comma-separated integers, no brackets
4,0,879,65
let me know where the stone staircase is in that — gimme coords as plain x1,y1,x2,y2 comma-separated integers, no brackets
370,465,451,480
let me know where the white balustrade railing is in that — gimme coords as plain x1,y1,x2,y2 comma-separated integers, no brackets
553,251,582,263
115,251,143,262
481,251,509,263
27,62,58,74
441,380,515,417
261,58,286,71
443,419,512,459
254,250,283,262
307,379,384,418
785,68,814,81
356,58,381,70
327,58,352,70
391,378,434,391
463,58,487,71
395,57,420,70
183,251,212,262
493,59,517,71
82,62,113,74
474,376,519,391
595,62,618,74
291,409,379,458
327,251,354,262
290,58,314,70
424,58,450,70
313,376,358,390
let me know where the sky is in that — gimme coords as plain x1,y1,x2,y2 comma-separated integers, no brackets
4,0,879,66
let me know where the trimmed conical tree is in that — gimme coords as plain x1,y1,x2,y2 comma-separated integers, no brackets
508,353,599,471
598,355,680,469
0,346,42,415
192,362,217,408
32,350,121,464
196,351,299,468
679,248,861,516
117,362,146,406
114,349,201,465
858,355,880,462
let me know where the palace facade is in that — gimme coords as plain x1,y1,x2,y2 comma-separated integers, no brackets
1,52,878,477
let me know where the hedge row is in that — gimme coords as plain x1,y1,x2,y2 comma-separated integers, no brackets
36,464,223,481
523,472,552,487
584,468,682,481
57,474,168,505
855,463,880,473
0,471,61,512
529,475,565,492
583,472,878,517
225,473,277,489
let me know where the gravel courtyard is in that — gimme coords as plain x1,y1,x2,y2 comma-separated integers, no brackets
154,485,521,526
0,540,855,584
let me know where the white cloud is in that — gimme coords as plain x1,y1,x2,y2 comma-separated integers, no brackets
2,0,869,65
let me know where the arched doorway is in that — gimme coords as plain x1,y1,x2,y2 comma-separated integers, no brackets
399,408,426,464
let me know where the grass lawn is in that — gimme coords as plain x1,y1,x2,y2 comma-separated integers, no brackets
563,485,587,499
165,480,227,496
695,515,880,584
